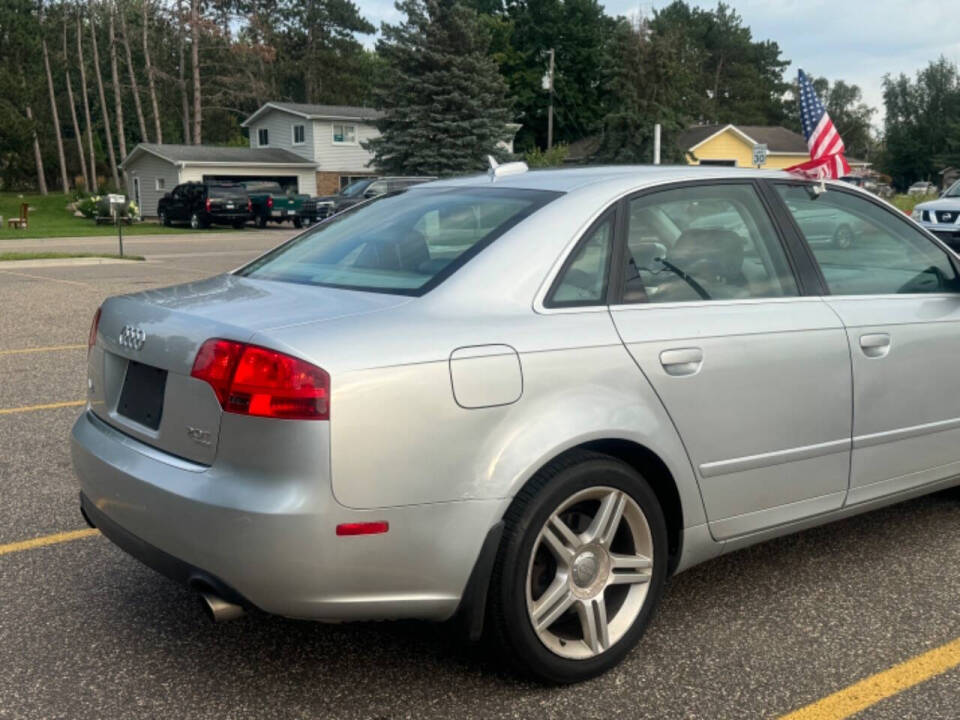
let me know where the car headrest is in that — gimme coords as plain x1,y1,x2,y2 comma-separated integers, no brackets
354,232,430,273
672,228,745,281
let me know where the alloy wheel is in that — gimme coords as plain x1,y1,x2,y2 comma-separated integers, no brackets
525,486,653,660
834,225,854,249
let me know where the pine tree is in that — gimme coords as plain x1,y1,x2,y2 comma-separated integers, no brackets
365,0,511,176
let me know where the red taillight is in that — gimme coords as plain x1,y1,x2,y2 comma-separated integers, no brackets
205,197,211,212
336,522,389,536
88,306,102,352
267,196,273,209
191,339,329,420
247,199,252,212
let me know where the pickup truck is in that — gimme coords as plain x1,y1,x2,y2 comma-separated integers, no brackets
240,181,309,228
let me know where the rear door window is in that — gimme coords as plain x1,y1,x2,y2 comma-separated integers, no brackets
775,184,960,295
619,184,799,303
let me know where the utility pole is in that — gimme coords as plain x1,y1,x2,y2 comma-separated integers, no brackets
653,123,661,165
546,48,555,151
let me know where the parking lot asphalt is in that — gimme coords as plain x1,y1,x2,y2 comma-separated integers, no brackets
0,231,957,719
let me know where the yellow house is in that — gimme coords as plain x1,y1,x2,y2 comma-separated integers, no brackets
679,124,819,169
678,123,872,172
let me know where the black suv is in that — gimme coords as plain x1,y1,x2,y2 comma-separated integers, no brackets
157,182,252,229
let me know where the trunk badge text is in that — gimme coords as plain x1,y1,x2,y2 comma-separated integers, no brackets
186,426,213,446
118,325,147,351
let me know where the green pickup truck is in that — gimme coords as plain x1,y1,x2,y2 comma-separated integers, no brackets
240,181,309,229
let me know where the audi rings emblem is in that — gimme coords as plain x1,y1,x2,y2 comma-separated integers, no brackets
118,325,146,351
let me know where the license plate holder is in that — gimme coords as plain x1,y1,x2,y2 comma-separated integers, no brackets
117,361,167,430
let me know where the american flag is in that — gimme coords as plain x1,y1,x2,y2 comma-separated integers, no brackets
786,69,850,180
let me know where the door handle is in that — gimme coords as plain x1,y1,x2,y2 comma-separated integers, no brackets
660,347,703,376
859,333,891,358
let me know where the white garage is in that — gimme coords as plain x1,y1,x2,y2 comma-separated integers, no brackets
121,144,319,217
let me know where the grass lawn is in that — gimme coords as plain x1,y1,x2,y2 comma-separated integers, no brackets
0,193,234,239
0,251,145,262
889,193,937,215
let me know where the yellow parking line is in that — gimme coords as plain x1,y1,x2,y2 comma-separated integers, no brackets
0,400,85,415
0,528,99,557
0,344,86,356
779,636,960,719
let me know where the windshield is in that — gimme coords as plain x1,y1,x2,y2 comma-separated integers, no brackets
340,179,375,197
237,187,560,295
945,181,960,198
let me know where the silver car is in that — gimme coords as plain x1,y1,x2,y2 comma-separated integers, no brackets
73,166,960,683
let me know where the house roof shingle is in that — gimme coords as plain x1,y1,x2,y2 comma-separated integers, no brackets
678,124,810,154
123,143,317,167
241,102,383,127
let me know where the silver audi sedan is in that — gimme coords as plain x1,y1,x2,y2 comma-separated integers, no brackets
73,165,960,683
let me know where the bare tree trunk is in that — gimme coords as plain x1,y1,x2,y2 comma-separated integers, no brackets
118,4,148,143
305,0,315,103
42,38,70,193
108,9,127,163
77,14,98,193
190,0,201,144
26,105,49,195
177,0,190,143
88,1,121,188
63,24,90,191
141,0,162,143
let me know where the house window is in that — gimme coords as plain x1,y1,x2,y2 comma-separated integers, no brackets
155,177,165,191
333,124,357,144
258,128,269,146
293,124,305,145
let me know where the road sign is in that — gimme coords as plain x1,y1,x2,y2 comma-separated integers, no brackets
752,144,768,168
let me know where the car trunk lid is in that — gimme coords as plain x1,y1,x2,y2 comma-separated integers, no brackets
88,274,407,464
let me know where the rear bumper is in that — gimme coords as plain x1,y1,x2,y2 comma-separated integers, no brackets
206,212,251,224
80,491,251,607
71,410,502,621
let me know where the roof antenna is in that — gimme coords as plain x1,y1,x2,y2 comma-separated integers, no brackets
488,155,529,181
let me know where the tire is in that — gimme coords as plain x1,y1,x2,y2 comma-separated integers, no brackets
833,223,855,249
487,450,669,684
232,221,246,230
293,217,303,229
256,214,267,229
160,211,170,227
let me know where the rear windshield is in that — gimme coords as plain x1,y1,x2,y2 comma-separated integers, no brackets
242,181,284,194
209,185,248,199
237,187,560,295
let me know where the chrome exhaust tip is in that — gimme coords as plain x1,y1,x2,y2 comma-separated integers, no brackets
200,592,245,622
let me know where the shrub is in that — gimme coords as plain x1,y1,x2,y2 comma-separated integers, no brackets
75,195,99,218
524,144,569,168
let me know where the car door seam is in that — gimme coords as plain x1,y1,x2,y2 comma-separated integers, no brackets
605,306,716,543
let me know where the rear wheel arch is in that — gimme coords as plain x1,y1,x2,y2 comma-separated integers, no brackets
505,440,684,575
577,439,684,574
458,440,684,645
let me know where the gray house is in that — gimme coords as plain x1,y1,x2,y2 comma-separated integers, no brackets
241,103,384,195
121,144,319,217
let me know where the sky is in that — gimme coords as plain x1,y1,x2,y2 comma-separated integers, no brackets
356,0,960,127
